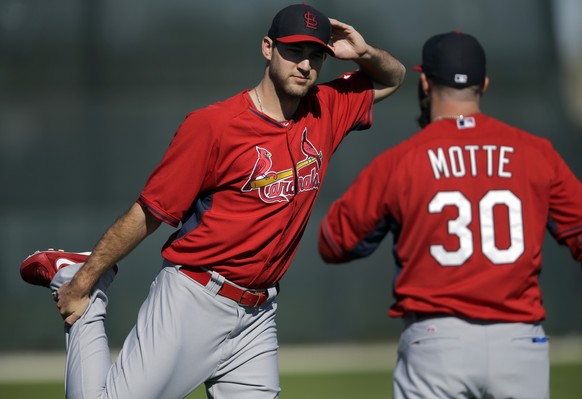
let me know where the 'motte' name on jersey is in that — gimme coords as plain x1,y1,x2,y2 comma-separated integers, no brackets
427,145,515,180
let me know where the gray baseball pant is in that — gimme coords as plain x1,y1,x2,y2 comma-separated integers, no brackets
50,263,280,399
393,315,550,399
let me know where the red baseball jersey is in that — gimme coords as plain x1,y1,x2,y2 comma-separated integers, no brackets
138,72,374,288
319,114,582,322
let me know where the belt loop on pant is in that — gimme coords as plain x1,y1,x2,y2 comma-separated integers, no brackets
207,270,225,295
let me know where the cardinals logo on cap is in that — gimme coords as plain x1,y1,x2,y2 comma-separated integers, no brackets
304,11,318,30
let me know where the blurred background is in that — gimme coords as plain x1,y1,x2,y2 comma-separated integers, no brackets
1,0,581,352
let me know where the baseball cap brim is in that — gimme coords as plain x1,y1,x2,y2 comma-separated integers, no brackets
277,35,335,55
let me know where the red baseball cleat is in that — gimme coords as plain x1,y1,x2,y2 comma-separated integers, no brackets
20,249,92,287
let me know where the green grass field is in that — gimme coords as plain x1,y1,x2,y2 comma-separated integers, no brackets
1,363,581,398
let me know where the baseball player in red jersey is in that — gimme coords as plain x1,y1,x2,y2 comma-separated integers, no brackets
319,32,582,398
19,4,405,399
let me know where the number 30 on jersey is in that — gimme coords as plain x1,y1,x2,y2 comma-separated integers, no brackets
429,189,525,266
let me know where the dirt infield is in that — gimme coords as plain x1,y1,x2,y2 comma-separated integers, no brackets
1,336,581,382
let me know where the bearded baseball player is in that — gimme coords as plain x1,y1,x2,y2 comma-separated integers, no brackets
318,31,582,398
19,3,405,399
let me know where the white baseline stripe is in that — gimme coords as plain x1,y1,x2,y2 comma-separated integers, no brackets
1,336,581,382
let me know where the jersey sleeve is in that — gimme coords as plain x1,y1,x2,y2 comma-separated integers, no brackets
319,150,395,263
546,144,582,264
137,110,218,227
317,71,375,148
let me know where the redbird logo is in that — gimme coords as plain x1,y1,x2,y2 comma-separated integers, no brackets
304,11,318,29
242,128,322,203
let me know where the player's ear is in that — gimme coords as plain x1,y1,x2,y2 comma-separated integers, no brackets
420,73,430,95
480,76,490,96
262,37,274,61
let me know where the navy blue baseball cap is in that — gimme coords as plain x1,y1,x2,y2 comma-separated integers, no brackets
414,31,486,88
268,4,334,55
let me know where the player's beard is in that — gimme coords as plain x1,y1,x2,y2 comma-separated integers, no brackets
269,65,316,99
417,80,431,129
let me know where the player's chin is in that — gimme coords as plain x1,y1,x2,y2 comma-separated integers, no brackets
286,81,315,98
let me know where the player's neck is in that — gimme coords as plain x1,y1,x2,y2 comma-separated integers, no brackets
254,82,299,122
431,102,480,122
249,82,299,122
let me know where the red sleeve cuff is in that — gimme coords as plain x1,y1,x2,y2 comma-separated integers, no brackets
136,196,179,228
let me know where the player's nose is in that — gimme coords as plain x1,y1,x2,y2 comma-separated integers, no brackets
297,58,311,71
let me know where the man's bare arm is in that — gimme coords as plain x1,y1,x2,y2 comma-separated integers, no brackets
56,203,161,325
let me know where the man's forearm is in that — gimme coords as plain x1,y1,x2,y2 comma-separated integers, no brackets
69,203,161,295
356,45,406,89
